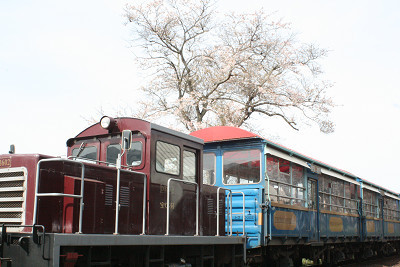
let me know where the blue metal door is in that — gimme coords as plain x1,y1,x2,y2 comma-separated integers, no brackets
228,188,263,248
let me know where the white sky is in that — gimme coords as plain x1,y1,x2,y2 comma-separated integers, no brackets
1,0,399,192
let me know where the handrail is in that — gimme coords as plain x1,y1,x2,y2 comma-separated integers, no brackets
1,224,48,260
268,193,306,202
363,202,378,208
70,155,147,235
228,191,246,236
33,158,85,234
321,202,358,211
114,153,124,235
319,191,359,202
68,156,143,172
114,168,147,235
216,187,232,236
141,174,147,235
269,179,306,190
34,158,147,236
165,178,199,236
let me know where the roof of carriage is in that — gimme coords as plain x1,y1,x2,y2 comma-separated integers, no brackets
190,126,260,142
191,126,399,196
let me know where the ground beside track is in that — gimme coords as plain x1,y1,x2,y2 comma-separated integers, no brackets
340,254,400,266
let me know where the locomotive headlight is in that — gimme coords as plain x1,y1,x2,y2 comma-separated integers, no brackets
100,116,113,129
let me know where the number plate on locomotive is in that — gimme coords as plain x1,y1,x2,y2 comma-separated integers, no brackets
0,157,11,168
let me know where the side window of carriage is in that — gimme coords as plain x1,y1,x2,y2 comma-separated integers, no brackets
156,141,180,175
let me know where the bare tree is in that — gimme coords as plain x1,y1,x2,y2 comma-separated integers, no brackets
125,0,335,133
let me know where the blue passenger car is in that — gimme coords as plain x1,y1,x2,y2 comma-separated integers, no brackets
191,126,400,265
200,130,265,249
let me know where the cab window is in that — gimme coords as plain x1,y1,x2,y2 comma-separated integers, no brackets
156,141,180,175
72,146,97,161
107,144,120,164
127,142,143,167
183,150,196,182
106,142,143,167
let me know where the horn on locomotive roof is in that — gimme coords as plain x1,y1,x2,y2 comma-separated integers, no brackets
9,144,15,154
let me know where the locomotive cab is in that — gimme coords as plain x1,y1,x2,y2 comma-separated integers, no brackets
43,116,217,236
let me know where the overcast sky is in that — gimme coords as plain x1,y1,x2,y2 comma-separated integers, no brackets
1,0,399,192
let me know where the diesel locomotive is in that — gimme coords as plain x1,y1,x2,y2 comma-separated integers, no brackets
0,117,245,267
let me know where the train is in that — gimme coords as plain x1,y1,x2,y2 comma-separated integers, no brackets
0,116,399,266
190,125,400,266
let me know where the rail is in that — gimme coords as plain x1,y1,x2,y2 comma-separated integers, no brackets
383,208,400,221
33,158,85,234
228,191,246,236
363,203,379,218
270,179,306,190
114,169,147,235
216,187,233,236
165,178,199,236
268,193,306,203
320,202,358,212
319,194,358,212
319,191,359,203
269,179,306,205
33,158,147,235
68,156,140,170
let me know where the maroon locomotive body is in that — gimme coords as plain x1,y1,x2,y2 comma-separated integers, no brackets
0,117,242,266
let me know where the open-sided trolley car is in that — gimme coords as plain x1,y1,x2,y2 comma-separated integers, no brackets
191,126,400,266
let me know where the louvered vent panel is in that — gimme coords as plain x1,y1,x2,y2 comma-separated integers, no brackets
105,184,113,206
207,198,214,215
218,199,224,216
0,168,27,231
120,186,130,207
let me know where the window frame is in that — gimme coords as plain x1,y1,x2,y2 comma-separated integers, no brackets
202,152,216,185
222,148,262,185
105,140,144,168
318,174,359,215
106,143,121,166
126,140,144,168
267,154,306,207
384,196,399,221
362,189,379,218
183,149,197,183
71,145,98,163
155,140,181,176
